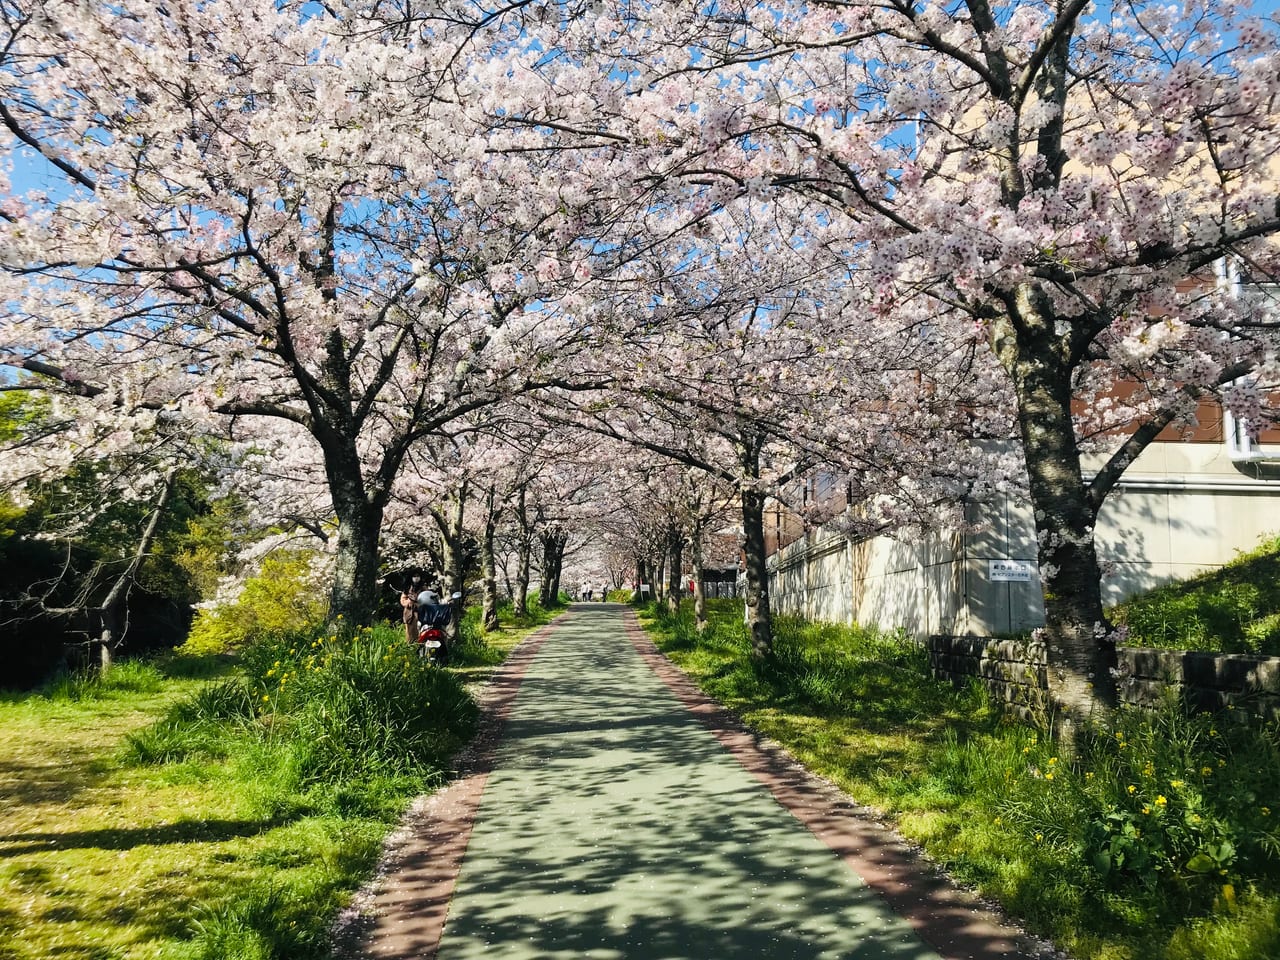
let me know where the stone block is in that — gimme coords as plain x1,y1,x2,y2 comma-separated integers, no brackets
1120,648,1185,683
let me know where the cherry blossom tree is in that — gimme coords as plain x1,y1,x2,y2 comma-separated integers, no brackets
549,189,1005,657
0,0,603,626
482,0,1280,730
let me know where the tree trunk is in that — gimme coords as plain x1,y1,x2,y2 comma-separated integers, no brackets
444,491,467,643
740,486,773,662
96,468,179,669
547,530,566,603
329,506,383,630
691,520,708,632
539,530,563,607
99,623,115,673
665,524,683,616
514,486,531,617
481,486,499,633
1010,343,1118,743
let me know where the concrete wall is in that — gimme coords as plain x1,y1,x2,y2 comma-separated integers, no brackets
767,440,1280,638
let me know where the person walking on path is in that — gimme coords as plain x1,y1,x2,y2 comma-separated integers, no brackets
347,606,1055,960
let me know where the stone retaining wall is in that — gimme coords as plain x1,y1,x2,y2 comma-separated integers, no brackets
926,636,1280,723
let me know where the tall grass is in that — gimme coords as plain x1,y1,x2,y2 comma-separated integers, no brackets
127,622,476,792
1110,532,1280,655
644,599,1280,960
119,622,478,956
39,658,166,701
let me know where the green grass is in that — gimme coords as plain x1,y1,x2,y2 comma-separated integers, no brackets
642,599,1280,960
1110,532,1280,655
0,605,558,960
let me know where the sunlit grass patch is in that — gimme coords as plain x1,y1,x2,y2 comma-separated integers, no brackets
1,622,491,960
1110,531,1280,655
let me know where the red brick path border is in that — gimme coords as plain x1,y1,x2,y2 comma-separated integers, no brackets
620,612,1058,960
338,616,563,960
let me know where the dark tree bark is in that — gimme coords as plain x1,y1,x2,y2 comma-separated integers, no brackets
538,528,567,606
514,485,532,617
739,484,773,663
690,517,708,632
665,523,684,616
480,485,500,632
430,483,468,644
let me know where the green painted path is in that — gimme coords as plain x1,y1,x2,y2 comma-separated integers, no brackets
434,605,950,960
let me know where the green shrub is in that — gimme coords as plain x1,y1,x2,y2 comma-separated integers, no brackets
181,552,326,655
129,622,478,797
239,624,476,783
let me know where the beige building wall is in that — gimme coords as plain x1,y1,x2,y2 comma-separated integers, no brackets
767,440,1280,638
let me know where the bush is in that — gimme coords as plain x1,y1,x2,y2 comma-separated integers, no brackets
182,552,326,655
189,624,477,783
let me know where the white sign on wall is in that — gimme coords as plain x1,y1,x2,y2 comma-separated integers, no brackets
989,559,1037,582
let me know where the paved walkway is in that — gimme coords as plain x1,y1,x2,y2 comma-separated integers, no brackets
346,605,1051,960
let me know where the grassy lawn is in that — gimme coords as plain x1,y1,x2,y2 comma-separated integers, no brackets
641,600,1280,960
0,603,559,960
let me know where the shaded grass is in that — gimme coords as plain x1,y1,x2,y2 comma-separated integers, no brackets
1110,532,1280,655
643,599,1280,960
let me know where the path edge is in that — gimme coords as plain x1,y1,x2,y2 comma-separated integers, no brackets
331,614,567,960
622,610,1066,960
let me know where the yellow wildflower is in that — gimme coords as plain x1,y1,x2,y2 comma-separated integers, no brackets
1127,784,1137,794
1155,795,1168,807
